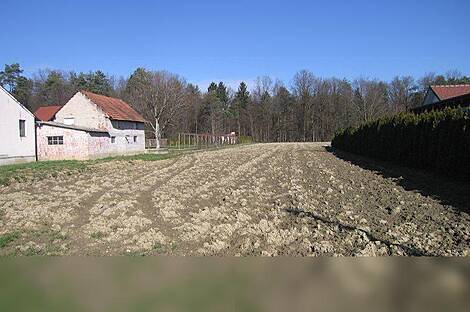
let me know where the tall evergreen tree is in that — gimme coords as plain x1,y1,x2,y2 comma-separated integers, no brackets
39,71,69,105
216,82,228,105
0,63,24,92
12,76,33,109
234,82,250,135
207,82,217,93
88,71,112,95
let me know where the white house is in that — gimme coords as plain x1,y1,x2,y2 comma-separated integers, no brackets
36,90,146,161
0,86,36,165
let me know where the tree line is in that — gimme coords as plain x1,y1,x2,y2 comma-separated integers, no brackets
1,63,469,142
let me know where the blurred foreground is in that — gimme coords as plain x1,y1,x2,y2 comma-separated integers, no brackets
1,258,469,311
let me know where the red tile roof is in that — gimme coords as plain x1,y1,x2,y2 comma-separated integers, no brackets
34,105,63,121
431,85,470,101
81,90,146,123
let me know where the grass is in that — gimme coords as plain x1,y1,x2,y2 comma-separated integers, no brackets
0,143,247,186
153,242,164,253
95,152,173,162
0,160,87,186
152,242,178,255
0,152,175,186
90,232,105,240
0,232,19,248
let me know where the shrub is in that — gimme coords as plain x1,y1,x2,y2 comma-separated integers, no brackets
331,108,470,180
238,136,253,144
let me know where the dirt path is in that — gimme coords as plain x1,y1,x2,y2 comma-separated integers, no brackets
1,143,469,256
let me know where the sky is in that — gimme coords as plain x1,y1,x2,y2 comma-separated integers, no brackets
1,0,469,90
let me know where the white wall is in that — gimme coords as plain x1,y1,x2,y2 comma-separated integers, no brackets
55,92,109,129
37,124,90,161
0,87,36,165
107,120,146,154
55,92,146,154
37,123,145,161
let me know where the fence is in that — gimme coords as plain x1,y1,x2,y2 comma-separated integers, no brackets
145,138,168,149
146,133,239,150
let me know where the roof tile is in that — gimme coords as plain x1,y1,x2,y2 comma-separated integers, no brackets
431,85,470,101
34,105,63,121
81,91,146,123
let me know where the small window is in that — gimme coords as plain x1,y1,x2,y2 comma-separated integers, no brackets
133,136,137,143
19,120,26,137
47,136,63,145
111,136,116,143
64,117,75,125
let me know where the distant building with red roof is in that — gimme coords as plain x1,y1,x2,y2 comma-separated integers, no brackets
413,85,470,113
34,105,63,121
36,91,147,161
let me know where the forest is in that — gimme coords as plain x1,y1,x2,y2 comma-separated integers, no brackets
1,63,469,142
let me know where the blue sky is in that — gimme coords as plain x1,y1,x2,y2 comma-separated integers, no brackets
1,0,469,90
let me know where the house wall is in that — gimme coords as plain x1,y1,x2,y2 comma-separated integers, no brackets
0,87,36,165
37,123,145,161
36,124,90,161
55,92,146,155
423,89,440,106
55,92,109,130
107,120,146,154
87,132,114,159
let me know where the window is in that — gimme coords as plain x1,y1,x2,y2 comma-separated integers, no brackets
133,136,137,143
48,136,63,145
111,136,116,143
19,120,26,137
64,117,75,125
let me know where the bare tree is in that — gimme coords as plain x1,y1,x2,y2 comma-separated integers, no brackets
388,76,417,111
292,70,317,141
125,68,188,148
353,79,390,124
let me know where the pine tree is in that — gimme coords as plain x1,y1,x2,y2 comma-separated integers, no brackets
0,63,24,92
12,76,33,109
234,82,250,135
88,71,112,95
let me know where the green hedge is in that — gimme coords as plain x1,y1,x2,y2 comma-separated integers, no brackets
331,108,470,180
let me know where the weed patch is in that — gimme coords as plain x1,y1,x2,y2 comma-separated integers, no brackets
90,232,105,240
0,232,19,248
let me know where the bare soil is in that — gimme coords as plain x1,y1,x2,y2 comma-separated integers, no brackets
1,143,469,256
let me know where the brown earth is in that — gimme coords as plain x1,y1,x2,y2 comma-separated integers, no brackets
1,143,469,256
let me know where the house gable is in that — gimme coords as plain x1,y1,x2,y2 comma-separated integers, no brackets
0,86,36,164
0,86,35,119
422,87,440,106
55,92,110,130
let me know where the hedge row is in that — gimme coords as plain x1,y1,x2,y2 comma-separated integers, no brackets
331,108,470,180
